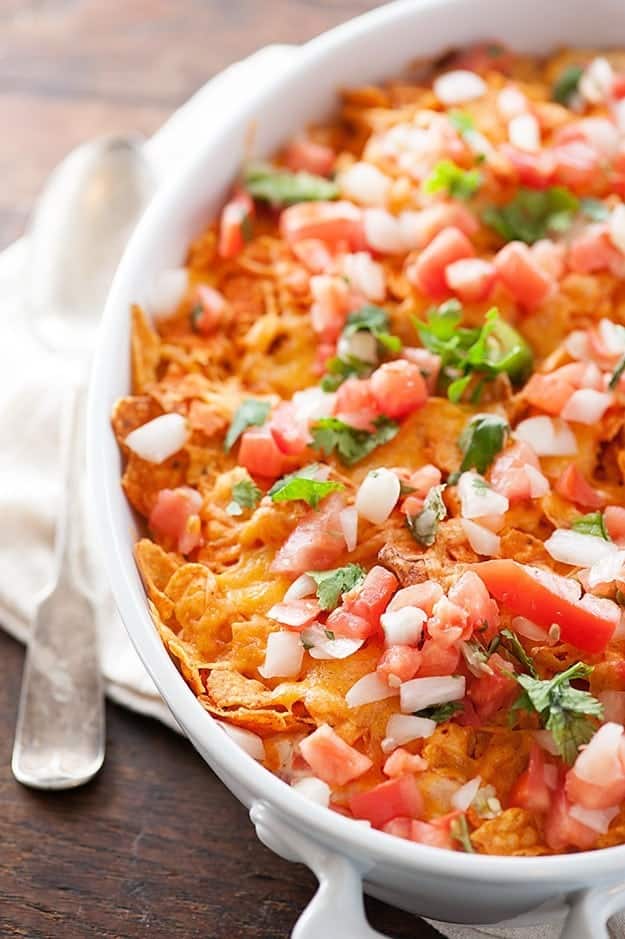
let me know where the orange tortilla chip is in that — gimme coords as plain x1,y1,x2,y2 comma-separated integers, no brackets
471,808,547,856
134,539,181,623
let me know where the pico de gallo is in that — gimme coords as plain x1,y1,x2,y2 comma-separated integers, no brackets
116,43,625,855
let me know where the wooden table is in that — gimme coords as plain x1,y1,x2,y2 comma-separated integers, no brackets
0,2,444,936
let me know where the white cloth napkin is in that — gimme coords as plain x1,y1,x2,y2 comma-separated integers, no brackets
0,43,620,939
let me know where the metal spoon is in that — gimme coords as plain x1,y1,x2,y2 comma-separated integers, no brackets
12,136,154,788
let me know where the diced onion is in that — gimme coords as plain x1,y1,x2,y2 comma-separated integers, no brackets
259,631,304,679
292,387,336,423
544,528,617,568
380,606,427,646
598,318,625,356
587,549,625,587
346,672,399,708
356,468,401,525
565,330,591,361
292,776,331,807
363,208,406,254
512,616,550,643
284,574,316,603
339,161,391,206
460,518,501,557
147,267,188,321
569,803,620,834
342,252,386,301
301,624,364,661
508,113,540,152
497,85,528,120
580,57,614,105
543,765,558,790
399,675,466,714
451,776,482,812
216,721,265,760
514,416,577,456
337,330,378,364
525,464,550,499
561,389,613,424
433,70,487,106
608,204,625,255
339,506,359,552
125,413,188,464
574,723,624,783
381,713,436,753
457,472,509,520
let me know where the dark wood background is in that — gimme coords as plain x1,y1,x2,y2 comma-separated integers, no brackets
0,2,444,936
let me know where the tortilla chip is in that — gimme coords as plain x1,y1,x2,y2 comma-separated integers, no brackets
135,539,181,623
122,450,189,517
471,808,547,856
422,724,477,782
111,395,161,445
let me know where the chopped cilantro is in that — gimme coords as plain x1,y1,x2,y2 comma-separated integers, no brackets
423,159,482,201
343,305,402,353
268,464,344,508
224,398,271,451
459,413,509,474
320,354,372,392
311,416,399,466
571,512,610,541
406,483,447,547
609,354,625,390
243,162,339,206
227,476,262,514
500,628,538,678
580,197,610,222
483,186,579,245
552,65,584,105
324,629,336,641
450,814,475,853
448,110,475,135
308,564,365,611
190,304,204,332
511,662,604,764
416,701,464,723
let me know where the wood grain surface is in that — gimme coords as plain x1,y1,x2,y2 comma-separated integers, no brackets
0,2,445,936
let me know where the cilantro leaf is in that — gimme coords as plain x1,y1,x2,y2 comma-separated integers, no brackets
423,159,482,201
450,814,475,853
406,483,447,547
416,701,464,723
225,399,271,451
552,65,584,105
571,512,610,541
268,464,344,508
459,413,509,474
609,354,625,390
483,187,579,244
448,111,475,135
308,564,365,611
580,197,610,222
227,476,262,514
343,305,402,353
320,354,372,391
512,662,604,764
244,162,339,206
500,628,538,678
311,416,399,466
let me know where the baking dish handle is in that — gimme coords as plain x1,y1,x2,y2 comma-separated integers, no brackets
250,801,392,939
562,882,625,939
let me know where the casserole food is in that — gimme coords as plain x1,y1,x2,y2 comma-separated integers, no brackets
89,0,625,934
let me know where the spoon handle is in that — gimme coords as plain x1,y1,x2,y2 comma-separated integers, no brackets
12,386,105,789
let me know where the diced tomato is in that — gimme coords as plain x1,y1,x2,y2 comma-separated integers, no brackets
445,257,497,302
500,144,555,189
410,818,456,849
401,348,442,394
238,426,286,478
407,227,475,300
474,560,618,653
555,464,605,509
381,817,415,840
299,724,373,787
605,506,625,546
383,748,428,778
325,607,376,640
291,238,333,273
417,638,461,677
448,570,500,643
494,241,554,310
350,774,423,829
568,224,622,274
406,203,479,252
613,74,625,99
509,742,552,813
388,580,444,616
269,401,311,456
565,723,625,809
523,372,576,416
271,492,347,575
267,599,321,630
149,487,202,555
467,652,517,721
456,697,481,728
344,566,399,628
218,190,254,259
334,377,381,431
310,274,351,341
283,137,335,176
192,285,226,335
551,141,601,190
280,200,365,251
314,342,335,377
377,645,422,685
370,360,428,419
554,118,620,161
401,495,424,517
428,596,468,647
408,465,443,498
531,239,566,281
489,440,543,504
545,785,598,852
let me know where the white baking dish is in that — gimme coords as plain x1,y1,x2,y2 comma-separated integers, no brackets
88,1,625,935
